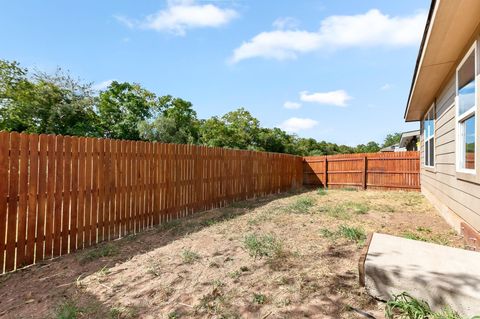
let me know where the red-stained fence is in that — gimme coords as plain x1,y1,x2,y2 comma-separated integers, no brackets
0,131,303,273
303,152,420,191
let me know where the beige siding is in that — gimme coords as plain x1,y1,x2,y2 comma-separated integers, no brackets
420,74,480,231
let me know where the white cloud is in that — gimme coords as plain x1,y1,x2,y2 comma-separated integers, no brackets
231,9,426,63
300,90,352,107
231,30,322,62
117,0,238,36
380,83,392,90
273,17,299,30
279,117,318,133
283,101,302,109
93,79,115,91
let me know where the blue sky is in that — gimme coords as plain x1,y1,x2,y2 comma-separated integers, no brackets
0,0,429,145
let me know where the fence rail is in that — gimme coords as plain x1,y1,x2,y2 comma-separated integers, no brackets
303,151,420,191
0,131,303,273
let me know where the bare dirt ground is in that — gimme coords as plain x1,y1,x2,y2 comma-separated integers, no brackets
0,189,463,319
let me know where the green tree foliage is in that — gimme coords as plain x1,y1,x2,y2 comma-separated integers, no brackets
139,96,199,144
199,107,261,149
383,132,402,147
0,60,99,136
355,141,381,153
0,59,402,156
97,81,159,140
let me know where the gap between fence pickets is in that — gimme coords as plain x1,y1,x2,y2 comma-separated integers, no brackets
0,131,305,274
302,152,420,190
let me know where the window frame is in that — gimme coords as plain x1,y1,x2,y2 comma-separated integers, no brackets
423,103,435,169
455,41,477,174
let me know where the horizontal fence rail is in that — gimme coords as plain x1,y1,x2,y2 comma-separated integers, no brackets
0,131,303,273
303,151,420,191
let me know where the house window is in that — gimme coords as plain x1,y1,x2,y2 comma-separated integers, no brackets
423,104,435,167
456,43,476,172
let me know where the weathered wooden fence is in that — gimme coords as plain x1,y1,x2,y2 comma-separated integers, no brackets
303,151,420,191
0,131,303,273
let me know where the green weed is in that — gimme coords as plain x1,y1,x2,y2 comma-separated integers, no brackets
416,226,432,233
318,204,350,219
345,201,370,214
78,244,119,264
320,225,366,244
109,306,138,319
319,228,336,238
402,231,428,242
167,311,179,319
243,233,283,259
252,293,267,305
385,292,467,319
317,188,327,196
285,197,315,214
338,225,366,243
55,300,81,319
181,249,200,264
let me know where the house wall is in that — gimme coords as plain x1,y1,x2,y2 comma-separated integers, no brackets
420,73,480,233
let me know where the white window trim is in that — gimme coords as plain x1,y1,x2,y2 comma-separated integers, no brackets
455,41,477,174
423,103,435,168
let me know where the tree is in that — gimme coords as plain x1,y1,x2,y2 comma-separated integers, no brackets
97,81,159,140
199,107,261,150
355,141,380,153
139,96,200,144
257,128,295,153
0,60,99,136
383,133,402,147
199,116,230,147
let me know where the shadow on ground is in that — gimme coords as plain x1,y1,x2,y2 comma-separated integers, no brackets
0,188,308,319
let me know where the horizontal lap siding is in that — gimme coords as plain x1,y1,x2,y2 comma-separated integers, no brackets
0,132,303,274
420,74,480,231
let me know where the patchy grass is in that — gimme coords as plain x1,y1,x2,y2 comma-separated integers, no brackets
181,249,201,264
320,225,367,244
345,201,370,214
54,300,81,319
78,244,119,264
109,306,138,319
338,225,367,243
317,200,370,219
243,233,283,259
385,292,464,319
284,196,315,214
1,189,464,319
252,293,267,305
317,188,328,196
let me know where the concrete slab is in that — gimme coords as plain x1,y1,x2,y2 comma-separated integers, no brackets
360,233,480,317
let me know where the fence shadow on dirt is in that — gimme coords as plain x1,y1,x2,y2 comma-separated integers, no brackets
0,188,309,318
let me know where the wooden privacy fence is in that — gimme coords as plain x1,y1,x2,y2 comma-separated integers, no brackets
0,131,303,273
303,151,420,191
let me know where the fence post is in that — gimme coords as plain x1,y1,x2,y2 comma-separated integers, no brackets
363,156,367,190
324,156,328,189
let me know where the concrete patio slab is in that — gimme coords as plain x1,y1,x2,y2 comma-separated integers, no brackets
360,233,480,317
